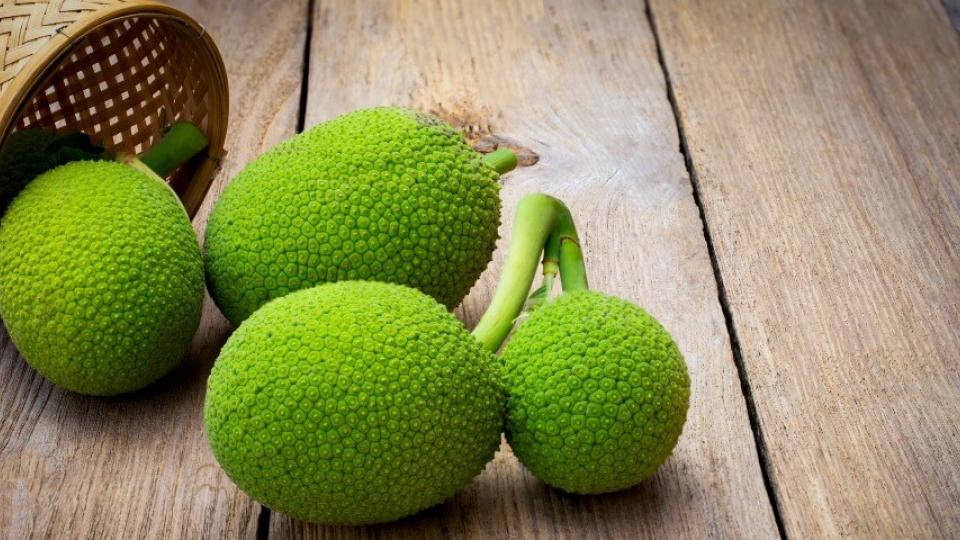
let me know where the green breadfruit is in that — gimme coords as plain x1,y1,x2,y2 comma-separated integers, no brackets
204,107,503,326
502,291,690,494
204,281,504,524
0,129,104,215
0,161,204,396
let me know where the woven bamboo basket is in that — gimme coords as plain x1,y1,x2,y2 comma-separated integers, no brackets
0,0,228,218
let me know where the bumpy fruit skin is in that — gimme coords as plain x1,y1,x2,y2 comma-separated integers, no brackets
204,281,504,525
502,291,690,494
204,107,502,326
0,161,204,396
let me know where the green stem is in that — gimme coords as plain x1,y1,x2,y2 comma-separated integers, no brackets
541,233,560,298
481,148,518,175
137,122,209,178
550,209,589,292
522,203,588,313
472,193,567,352
113,122,208,218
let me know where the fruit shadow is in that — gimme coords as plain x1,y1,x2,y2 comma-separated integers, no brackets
1,297,232,442
288,444,684,538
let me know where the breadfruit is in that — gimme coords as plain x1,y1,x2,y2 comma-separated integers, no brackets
204,281,504,524
0,161,204,396
204,107,502,325
501,291,689,494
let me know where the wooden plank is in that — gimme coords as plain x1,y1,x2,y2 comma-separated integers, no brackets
0,1,306,537
270,1,778,537
648,0,960,536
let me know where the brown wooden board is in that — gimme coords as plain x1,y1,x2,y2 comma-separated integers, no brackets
269,1,778,537
649,0,960,536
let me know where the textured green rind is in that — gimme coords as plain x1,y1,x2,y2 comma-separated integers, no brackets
204,281,504,525
0,161,204,396
502,291,690,494
204,107,502,326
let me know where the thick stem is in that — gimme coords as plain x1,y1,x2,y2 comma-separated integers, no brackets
481,148,518,175
137,122,209,178
537,226,562,299
114,122,208,219
472,193,565,352
551,210,589,292
541,251,560,297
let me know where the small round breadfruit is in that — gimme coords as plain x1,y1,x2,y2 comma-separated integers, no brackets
204,107,503,326
502,291,690,494
203,281,504,525
0,161,204,396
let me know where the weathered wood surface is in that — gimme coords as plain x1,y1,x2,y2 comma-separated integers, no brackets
271,0,777,538
649,0,960,536
0,0,306,537
10,0,958,537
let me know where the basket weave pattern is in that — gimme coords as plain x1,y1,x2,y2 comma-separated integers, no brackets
0,0,227,217
0,1,125,95
19,15,212,155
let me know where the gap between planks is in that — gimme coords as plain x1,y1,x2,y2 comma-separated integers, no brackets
642,1,788,538
255,0,319,537
648,0,960,536
945,0,960,33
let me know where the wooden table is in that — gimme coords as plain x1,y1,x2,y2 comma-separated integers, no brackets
2,1,958,537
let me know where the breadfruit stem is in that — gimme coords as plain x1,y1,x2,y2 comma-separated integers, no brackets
540,241,560,298
472,193,587,352
481,148,518,174
137,122,209,178
550,209,589,293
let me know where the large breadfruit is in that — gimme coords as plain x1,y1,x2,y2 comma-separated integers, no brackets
0,161,204,396
204,281,504,524
204,107,502,325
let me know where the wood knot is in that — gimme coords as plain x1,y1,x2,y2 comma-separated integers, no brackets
427,102,540,168
473,135,539,167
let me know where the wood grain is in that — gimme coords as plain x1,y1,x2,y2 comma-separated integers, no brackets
649,0,960,536
270,1,778,537
0,0,306,537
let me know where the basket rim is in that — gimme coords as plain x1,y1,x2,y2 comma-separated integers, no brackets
0,1,229,161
